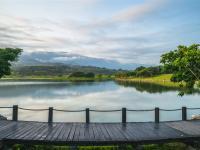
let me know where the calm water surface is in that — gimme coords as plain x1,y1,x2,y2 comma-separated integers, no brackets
0,81,199,122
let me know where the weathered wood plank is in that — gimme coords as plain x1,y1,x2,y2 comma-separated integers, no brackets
0,121,18,139
98,123,111,141
67,123,77,141
50,123,65,141
3,121,30,139
1,120,200,146
91,123,103,141
45,123,61,141
166,121,200,136
13,122,42,140
88,124,95,141
104,123,125,141
78,123,85,141
73,123,81,141
36,123,53,140
58,123,73,141
54,123,66,141
22,122,45,140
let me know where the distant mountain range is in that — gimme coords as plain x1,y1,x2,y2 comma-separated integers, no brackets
16,51,146,70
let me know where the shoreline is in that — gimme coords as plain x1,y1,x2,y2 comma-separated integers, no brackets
1,76,112,82
115,74,182,88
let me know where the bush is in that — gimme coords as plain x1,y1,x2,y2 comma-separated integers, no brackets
69,72,95,78
85,72,95,78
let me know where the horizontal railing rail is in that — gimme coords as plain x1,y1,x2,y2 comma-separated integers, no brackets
127,109,154,111
90,109,121,112
160,108,182,111
19,107,49,111
188,107,200,110
0,105,200,123
0,106,13,109
54,108,85,112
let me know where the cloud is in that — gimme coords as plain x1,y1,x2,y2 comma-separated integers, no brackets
1,0,198,65
0,10,168,64
112,0,166,22
87,0,166,28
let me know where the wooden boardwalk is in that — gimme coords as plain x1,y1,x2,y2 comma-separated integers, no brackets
1,120,200,146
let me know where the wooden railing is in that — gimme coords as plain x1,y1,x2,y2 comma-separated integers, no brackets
0,105,199,123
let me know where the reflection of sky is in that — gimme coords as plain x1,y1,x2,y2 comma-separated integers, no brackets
0,81,199,122
0,81,118,98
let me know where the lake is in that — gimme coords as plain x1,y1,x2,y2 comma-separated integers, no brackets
0,81,199,122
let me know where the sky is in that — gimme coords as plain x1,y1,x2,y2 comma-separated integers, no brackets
0,0,200,65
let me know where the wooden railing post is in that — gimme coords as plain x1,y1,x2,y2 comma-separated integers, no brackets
122,108,126,124
182,107,187,121
12,105,18,121
155,107,159,123
48,107,53,123
86,108,90,123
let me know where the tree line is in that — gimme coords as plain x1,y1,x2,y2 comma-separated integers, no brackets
115,65,171,78
12,65,119,76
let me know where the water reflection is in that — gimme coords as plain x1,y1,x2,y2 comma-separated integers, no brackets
116,81,200,95
0,81,199,122
0,81,118,99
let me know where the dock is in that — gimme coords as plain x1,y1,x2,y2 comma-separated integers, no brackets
0,105,200,148
1,120,200,146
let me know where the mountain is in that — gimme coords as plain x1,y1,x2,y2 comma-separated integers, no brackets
17,51,145,70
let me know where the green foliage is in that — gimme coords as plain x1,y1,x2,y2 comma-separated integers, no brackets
115,66,167,78
141,143,187,150
136,66,160,77
11,143,189,150
0,48,22,78
12,65,118,76
135,66,146,72
12,145,132,150
117,80,191,94
69,72,95,78
160,44,200,89
12,145,71,150
197,81,200,88
69,72,86,77
85,72,95,78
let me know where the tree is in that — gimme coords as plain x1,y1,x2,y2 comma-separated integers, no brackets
135,66,146,72
69,72,85,77
0,48,22,78
136,66,161,77
160,44,200,90
69,72,95,78
85,72,95,78
136,68,151,77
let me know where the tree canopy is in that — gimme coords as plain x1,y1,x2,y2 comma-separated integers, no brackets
115,66,167,78
0,48,22,78
160,44,200,90
69,72,95,78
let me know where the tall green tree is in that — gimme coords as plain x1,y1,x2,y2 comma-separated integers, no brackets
160,44,200,91
0,48,22,78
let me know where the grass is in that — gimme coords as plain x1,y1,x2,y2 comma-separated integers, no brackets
1,75,113,82
115,74,183,88
11,142,190,150
11,145,131,150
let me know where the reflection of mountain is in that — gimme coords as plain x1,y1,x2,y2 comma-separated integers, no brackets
116,81,200,95
0,81,118,99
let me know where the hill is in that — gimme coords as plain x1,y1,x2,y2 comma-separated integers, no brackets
11,64,121,76
16,51,147,70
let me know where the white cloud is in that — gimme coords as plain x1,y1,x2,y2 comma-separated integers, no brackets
0,0,174,65
113,0,166,22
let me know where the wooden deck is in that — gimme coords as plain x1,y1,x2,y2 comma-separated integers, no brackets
1,120,200,146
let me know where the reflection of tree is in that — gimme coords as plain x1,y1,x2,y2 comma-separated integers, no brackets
115,81,200,95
